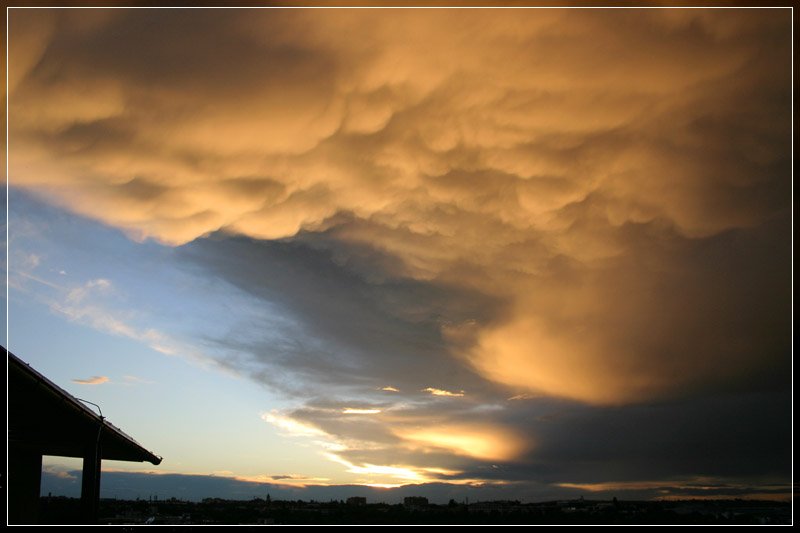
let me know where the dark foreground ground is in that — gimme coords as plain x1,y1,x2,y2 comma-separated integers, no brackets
37,496,791,525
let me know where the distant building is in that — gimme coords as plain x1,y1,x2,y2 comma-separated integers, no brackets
469,500,523,514
7,348,162,524
404,496,428,509
346,496,367,506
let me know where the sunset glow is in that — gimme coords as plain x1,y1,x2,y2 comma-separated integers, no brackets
395,425,526,462
6,6,790,505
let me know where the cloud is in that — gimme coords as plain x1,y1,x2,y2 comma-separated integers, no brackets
42,464,78,481
393,425,525,462
39,468,791,503
51,279,168,351
8,8,790,407
184,235,497,400
508,394,538,401
423,388,465,398
72,375,109,385
260,403,531,488
45,276,221,369
8,8,791,490
21,253,41,269
122,375,155,385
245,474,333,488
261,410,329,439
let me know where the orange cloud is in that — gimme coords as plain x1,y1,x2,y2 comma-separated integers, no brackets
11,10,783,244
394,424,526,462
260,406,527,487
423,387,465,398
261,410,329,439
8,9,790,407
342,408,381,415
72,375,109,385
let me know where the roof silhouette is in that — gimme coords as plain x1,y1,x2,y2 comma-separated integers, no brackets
8,348,162,464
7,346,162,524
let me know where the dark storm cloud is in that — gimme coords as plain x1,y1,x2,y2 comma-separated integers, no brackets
180,231,501,399
491,389,791,485
180,219,789,490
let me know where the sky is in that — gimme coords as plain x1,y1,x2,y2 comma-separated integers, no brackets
5,7,792,502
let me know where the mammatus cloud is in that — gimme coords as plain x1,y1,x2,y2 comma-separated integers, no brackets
72,375,109,385
8,8,791,493
8,9,789,406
